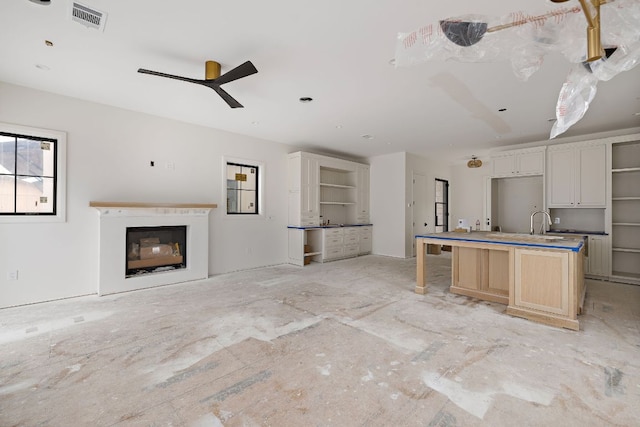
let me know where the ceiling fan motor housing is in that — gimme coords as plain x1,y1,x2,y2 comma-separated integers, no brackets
205,61,221,80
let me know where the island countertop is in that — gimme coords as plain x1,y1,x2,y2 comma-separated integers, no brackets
415,231,584,252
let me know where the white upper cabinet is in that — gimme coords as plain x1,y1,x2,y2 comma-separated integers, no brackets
547,142,606,208
288,153,320,226
356,165,370,223
492,147,545,177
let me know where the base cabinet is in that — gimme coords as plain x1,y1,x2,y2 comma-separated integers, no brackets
323,227,361,262
508,248,582,330
359,226,372,254
288,226,372,266
450,246,509,304
587,235,610,278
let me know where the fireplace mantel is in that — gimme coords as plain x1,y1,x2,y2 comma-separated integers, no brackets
90,202,217,218
89,202,217,209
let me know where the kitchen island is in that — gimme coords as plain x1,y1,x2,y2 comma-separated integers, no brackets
416,231,585,330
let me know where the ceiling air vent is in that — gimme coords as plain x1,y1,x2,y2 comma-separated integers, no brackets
71,2,107,31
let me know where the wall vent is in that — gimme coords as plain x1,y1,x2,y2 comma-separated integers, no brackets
71,2,107,31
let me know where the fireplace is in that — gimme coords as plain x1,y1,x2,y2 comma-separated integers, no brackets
126,225,187,277
90,202,217,296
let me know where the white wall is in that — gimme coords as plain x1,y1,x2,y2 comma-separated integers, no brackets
370,152,452,259
0,82,293,308
450,162,489,231
370,152,406,257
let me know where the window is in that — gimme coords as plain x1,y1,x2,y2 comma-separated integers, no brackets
226,161,259,214
435,178,449,232
0,123,66,222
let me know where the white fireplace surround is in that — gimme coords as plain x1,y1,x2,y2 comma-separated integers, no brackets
90,202,217,296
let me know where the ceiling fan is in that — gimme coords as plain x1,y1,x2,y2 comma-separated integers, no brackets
137,60,258,108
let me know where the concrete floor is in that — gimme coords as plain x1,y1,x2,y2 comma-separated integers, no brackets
1,254,639,426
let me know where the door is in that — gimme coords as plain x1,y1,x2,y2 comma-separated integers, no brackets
412,173,429,257
435,178,449,233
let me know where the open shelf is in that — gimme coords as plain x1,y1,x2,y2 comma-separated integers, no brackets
611,271,640,280
612,167,640,173
612,223,640,227
320,202,355,205
320,183,355,189
612,247,640,254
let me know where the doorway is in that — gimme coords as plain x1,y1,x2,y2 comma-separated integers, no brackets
412,173,429,257
435,178,449,233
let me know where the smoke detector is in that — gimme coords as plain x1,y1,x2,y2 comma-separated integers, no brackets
70,2,107,31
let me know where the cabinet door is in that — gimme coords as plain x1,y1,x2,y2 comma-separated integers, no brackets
514,249,569,316
356,165,370,222
518,151,544,175
588,235,610,277
492,155,516,177
453,247,483,290
359,227,372,254
547,148,576,207
576,144,606,207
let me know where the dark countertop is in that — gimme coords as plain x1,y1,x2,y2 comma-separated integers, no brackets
288,224,372,229
548,229,608,235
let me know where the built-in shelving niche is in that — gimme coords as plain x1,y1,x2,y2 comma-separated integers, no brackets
319,167,356,225
611,140,640,284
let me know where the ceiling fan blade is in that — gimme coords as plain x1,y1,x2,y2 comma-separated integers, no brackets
212,85,244,108
213,61,258,85
138,68,201,85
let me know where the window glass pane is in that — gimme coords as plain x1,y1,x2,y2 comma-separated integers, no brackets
240,190,256,213
240,166,257,190
16,138,55,177
226,164,242,182
0,135,16,174
0,176,15,213
16,176,54,213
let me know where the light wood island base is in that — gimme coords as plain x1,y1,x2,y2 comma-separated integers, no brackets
416,232,585,330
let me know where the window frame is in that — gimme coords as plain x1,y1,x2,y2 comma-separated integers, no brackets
0,122,66,223
223,156,264,218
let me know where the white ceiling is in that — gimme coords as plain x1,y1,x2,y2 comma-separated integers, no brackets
1,0,639,163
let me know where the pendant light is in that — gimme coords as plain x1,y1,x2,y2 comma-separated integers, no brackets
467,155,482,168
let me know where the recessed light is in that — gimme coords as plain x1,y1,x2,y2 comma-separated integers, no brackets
251,121,259,125
361,134,374,140
335,125,343,129
633,112,640,116
548,117,557,122
498,108,507,112
299,97,313,103
388,58,396,66
45,40,53,47
28,0,51,5
35,64,51,71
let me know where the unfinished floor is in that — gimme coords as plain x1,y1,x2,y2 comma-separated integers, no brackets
1,254,639,426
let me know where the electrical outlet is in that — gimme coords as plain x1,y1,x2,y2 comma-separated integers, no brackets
7,270,18,280
554,217,560,224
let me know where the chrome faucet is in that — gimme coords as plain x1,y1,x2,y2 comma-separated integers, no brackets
530,210,552,235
